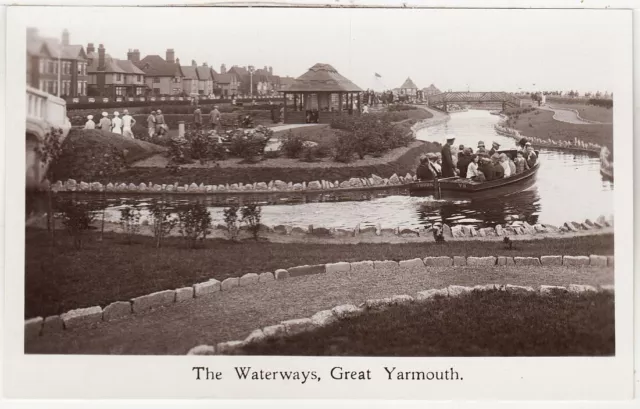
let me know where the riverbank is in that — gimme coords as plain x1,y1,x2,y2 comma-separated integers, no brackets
25,227,613,319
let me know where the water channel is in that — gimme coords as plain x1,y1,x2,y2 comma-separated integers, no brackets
29,110,613,230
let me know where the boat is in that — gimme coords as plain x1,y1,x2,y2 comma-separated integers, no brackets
409,150,540,198
599,146,614,181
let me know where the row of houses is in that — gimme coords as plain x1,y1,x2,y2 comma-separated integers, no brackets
26,28,296,100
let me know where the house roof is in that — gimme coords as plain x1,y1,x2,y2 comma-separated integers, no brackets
209,67,219,76
228,66,248,76
136,55,183,77
400,77,418,90
87,54,126,74
27,37,86,60
282,63,363,92
197,66,212,80
213,73,234,84
181,65,199,80
116,59,145,75
279,76,296,87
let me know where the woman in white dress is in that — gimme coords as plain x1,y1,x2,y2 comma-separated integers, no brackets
111,111,123,134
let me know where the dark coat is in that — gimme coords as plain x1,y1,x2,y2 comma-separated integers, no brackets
441,144,456,177
417,163,436,181
492,163,505,179
479,162,495,180
525,151,538,169
457,155,472,178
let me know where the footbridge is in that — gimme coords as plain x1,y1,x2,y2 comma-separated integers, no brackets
26,86,71,190
427,92,522,112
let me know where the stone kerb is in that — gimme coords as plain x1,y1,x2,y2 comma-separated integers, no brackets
423,256,453,267
467,256,496,267
131,290,176,314
194,280,614,355
61,306,103,329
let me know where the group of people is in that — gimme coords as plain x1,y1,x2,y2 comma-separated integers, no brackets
84,110,137,138
417,136,538,182
192,106,222,131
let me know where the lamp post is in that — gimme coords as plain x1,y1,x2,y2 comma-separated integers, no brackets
248,65,255,98
57,48,61,97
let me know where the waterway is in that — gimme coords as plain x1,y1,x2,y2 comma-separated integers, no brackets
28,110,613,230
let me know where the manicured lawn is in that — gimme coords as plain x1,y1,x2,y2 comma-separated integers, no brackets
548,103,613,123
508,109,612,148
25,228,613,318
240,291,615,356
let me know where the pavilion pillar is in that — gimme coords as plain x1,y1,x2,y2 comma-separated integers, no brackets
357,92,361,113
338,92,343,113
283,92,287,122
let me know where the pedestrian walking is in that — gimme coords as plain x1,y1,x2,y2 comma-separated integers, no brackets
209,105,221,131
84,115,95,130
155,110,166,136
147,111,157,138
194,108,202,129
98,112,111,131
111,111,123,134
122,109,136,138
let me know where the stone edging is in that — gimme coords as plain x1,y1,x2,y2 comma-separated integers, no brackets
263,215,613,240
25,253,614,340
185,281,615,355
494,124,603,154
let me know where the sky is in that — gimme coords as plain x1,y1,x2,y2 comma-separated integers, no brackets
21,6,624,93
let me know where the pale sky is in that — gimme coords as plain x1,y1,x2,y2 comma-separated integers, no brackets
21,6,624,93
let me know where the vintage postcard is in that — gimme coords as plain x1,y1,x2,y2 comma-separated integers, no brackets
3,3,634,401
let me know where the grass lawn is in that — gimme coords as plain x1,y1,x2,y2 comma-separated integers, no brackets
507,109,612,148
47,129,167,182
26,228,613,318
239,291,614,356
547,103,613,123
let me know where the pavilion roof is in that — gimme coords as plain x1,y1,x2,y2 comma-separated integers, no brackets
400,77,418,90
282,63,363,92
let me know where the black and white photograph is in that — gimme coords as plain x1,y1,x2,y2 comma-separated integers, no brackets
3,2,635,401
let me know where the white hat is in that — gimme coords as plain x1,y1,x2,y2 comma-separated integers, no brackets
123,109,129,115
102,112,108,117
87,115,93,120
113,111,120,116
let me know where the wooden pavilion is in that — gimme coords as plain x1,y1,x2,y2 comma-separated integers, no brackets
280,63,364,124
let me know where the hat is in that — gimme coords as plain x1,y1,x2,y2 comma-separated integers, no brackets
446,136,455,142
426,152,438,160
102,112,108,117
123,109,129,115
87,115,93,120
492,142,500,148
113,111,120,116
156,110,162,114
151,110,156,114
525,142,532,146
477,141,485,147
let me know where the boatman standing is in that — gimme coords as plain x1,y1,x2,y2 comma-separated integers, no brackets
441,136,458,177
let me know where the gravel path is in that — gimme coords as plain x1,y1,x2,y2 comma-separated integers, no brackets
538,105,598,125
26,265,613,355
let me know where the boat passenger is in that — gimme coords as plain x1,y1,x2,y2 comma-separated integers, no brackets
457,147,473,178
467,154,481,179
477,141,488,155
499,153,512,178
525,144,538,168
490,153,505,180
457,145,465,161
417,153,440,180
514,150,529,174
489,141,501,157
440,136,458,177
518,138,529,152
509,155,516,176
434,153,442,176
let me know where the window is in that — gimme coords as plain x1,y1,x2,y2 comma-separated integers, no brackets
153,77,160,84
137,75,142,82
115,87,126,96
47,61,56,74
39,59,45,74
63,61,70,75
135,87,143,96
39,80,45,91
116,73,122,81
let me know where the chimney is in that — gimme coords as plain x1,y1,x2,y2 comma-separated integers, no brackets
166,48,175,63
264,66,268,71
176,58,180,65
127,49,134,61
133,49,140,62
192,59,197,67
269,66,273,75
62,29,69,46
220,64,226,74
203,62,208,67
98,44,106,71
87,43,95,54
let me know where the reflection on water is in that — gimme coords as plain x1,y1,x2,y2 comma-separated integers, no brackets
26,110,613,230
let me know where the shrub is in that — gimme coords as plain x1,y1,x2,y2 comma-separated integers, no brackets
119,203,141,244
177,203,212,248
228,130,269,163
223,204,240,241
149,200,178,248
241,203,262,241
333,134,357,163
387,104,416,112
280,130,305,158
57,199,96,249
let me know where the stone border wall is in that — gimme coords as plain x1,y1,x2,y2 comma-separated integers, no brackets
494,124,603,155
186,281,615,355
25,253,614,340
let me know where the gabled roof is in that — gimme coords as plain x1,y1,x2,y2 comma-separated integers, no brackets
87,54,126,74
196,66,212,80
282,63,362,92
136,55,183,77
116,59,145,75
209,67,219,76
181,65,199,80
400,77,418,89
27,37,86,60
213,73,234,84
228,66,248,76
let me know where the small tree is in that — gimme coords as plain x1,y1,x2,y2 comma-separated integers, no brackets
149,200,178,248
37,127,64,243
119,203,142,244
57,199,96,250
223,204,240,241
177,203,212,248
241,203,262,241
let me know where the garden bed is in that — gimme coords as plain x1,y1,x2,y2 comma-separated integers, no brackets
25,228,613,318
239,290,614,356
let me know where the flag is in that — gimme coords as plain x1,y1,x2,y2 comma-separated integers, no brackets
375,73,382,78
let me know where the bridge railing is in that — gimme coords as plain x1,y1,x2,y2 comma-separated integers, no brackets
26,86,70,130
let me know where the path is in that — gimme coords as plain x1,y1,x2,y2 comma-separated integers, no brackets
25,265,613,355
538,105,600,125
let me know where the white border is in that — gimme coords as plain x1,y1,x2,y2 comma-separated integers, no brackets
2,2,636,405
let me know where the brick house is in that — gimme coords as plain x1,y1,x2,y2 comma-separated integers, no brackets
26,28,89,97
180,59,199,96
135,49,184,96
87,44,147,98
197,63,214,96
213,64,239,97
